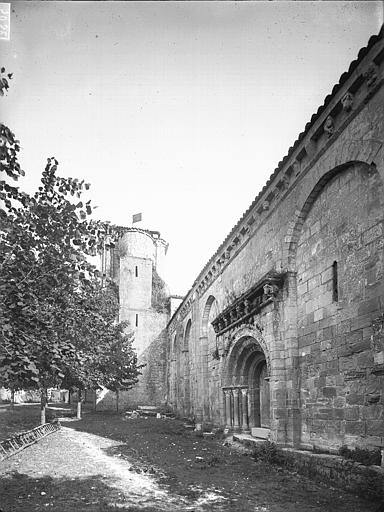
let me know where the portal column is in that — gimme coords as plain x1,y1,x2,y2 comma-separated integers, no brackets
241,388,249,432
232,388,240,431
224,389,232,428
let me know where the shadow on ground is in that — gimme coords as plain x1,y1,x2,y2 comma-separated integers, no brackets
64,412,380,512
0,471,163,512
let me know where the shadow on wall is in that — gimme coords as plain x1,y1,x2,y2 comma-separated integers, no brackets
84,388,121,412
0,472,151,511
84,387,148,412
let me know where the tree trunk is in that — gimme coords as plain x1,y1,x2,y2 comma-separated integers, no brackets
77,389,82,420
10,388,15,409
116,389,119,413
40,388,47,425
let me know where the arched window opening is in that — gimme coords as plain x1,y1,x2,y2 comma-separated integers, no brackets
184,319,192,351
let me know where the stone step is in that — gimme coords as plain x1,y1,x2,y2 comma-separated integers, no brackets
233,433,268,448
137,405,159,411
251,427,271,440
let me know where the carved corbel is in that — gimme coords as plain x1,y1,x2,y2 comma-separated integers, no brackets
323,115,334,137
263,282,279,299
244,299,251,315
262,200,270,211
292,161,301,176
341,91,354,112
281,174,290,189
364,62,378,88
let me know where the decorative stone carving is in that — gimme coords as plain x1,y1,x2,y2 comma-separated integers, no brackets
282,175,290,189
255,322,263,333
292,161,300,176
364,62,378,87
262,200,270,211
263,283,278,298
323,115,334,137
341,91,354,112
227,324,272,375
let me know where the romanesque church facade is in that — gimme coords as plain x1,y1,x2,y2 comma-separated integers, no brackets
110,28,384,453
164,28,384,451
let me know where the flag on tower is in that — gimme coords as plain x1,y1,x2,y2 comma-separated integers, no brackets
132,213,142,224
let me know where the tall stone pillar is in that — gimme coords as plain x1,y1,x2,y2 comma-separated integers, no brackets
241,388,249,432
283,270,301,447
232,388,240,431
224,389,232,428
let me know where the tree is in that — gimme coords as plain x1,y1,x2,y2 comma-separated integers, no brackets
61,282,142,418
0,69,142,423
0,157,101,422
98,326,142,413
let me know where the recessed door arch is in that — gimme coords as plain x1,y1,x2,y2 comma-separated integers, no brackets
223,332,271,432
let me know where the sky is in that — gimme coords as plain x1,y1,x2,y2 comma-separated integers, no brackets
1,1,383,296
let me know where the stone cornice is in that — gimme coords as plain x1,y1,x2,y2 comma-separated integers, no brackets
169,27,384,325
211,271,285,336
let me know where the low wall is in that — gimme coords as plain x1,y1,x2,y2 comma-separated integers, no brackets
281,447,384,499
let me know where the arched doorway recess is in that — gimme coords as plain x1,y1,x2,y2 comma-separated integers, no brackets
223,331,271,433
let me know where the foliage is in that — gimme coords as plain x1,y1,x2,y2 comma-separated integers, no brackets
0,67,13,96
338,445,381,466
0,156,101,392
0,68,141,412
151,267,169,313
251,441,283,465
62,282,143,394
98,328,143,392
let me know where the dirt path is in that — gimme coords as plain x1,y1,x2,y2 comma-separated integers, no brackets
0,427,228,512
0,414,380,512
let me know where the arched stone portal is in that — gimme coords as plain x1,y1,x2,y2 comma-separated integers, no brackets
223,330,271,434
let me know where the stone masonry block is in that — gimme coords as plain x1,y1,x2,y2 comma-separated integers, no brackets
322,387,337,398
321,266,333,284
344,407,360,421
366,420,384,437
356,351,374,368
345,421,366,436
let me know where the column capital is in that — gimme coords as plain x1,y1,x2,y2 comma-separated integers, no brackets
241,388,248,396
232,388,240,397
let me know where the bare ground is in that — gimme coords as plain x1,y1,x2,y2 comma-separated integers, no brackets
0,410,381,512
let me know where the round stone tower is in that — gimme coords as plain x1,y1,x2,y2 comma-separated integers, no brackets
115,228,169,355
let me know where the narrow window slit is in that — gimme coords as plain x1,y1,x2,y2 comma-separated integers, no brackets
332,261,338,302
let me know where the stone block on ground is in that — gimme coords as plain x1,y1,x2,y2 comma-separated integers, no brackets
251,427,271,439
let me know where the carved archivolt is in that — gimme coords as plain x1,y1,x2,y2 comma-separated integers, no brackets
223,324,271,381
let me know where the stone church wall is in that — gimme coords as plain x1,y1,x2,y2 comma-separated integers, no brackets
167,28,384,452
